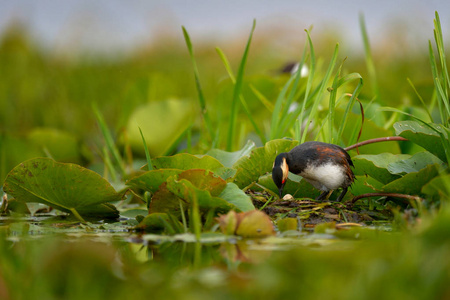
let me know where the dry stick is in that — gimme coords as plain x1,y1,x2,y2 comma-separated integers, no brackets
345,136,408,151
348,193,424,207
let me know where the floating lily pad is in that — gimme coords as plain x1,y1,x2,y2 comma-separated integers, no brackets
177,169,227,197
148,183,184,217
394,120,448,163
387,152,445,175
218,183,255,212
127,169,184,194
134,212,184,233
233,139,299,188
151,153,224,171
166,176,236,214
352,153,410,184
3,158,121,218
257,174,319,199
382,164,440,195
207,140,256,168
217,210,275,237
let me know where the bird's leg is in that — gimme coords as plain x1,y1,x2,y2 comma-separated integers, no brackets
316,190,332,201
335,187,348,202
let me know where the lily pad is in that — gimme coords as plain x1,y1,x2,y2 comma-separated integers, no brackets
394,120,448,162
166,176,236,214
218,183,255,212
127,169,184,193
207,140,256,168
177,169,227,197
257,174,319,199
134,212,184,234
387,152,445,175
352,153,410,184
233,139,299,188
3,158,121,217
216,210,276,238
382,164,440,195
148,183,184,217
151,153,224,172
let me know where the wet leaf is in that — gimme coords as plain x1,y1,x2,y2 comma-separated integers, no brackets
148,183,184,218
126,169,184,193
135,212,184,233
219,182,255,212
382,164,440,195
207,140,256,168
177,169,227,196
394,120,448,162
151,153,224,172
3,158,121,216
166,176,236,214
353,153,410,184
387,151,445,175
76,203,119,219
233,139,299,188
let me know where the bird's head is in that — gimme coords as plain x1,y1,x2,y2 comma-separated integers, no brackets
272,153,289,198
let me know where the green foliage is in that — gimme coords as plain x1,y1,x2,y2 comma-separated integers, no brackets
3,158,121,220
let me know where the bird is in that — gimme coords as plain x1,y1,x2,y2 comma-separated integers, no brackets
272,141,355,202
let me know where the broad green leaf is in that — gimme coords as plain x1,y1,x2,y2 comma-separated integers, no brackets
151,153,224,171
135,213,184,234
207,140,255,168
233,139,299,188
127,169,184,193
350,175,384,195
3,158,121,216
235,210,275,238
76,203,119,219
394,120,448,162
219,182,255,212
387,152,445,175
382,164,440,195
422,174,450,201
352,153,411,184
166,177,236,214
125,99,194,157
177,169,227,197
148,183,184,218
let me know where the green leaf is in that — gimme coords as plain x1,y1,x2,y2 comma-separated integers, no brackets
166,177,236,214
394,120,448,162
126,169,184,194
177,169,227,197
76,203,119,219
135,212,184,234
387,152,445,175
233,139,299,188
3,158,121,216
207,140,255,168
353,153,411,184
148,183,184,217
257,174,319,199
125,99,194,157
151,153,224,171
422,174,450,201
219,182,255,212
382,164,440,195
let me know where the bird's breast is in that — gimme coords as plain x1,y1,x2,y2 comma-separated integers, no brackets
300,162,349,190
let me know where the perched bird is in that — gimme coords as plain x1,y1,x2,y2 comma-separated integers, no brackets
272,141,355,202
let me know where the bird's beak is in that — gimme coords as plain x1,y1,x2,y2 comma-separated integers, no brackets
278,186,284,198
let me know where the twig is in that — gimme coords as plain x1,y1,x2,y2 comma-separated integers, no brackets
348,192,424,207
345,136,408,151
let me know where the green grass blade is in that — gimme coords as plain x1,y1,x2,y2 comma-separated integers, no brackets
296,30,317,141
182,26,215,144
301,43,339,143
138,127,153,171
250,84,274,111
92,103,127,178
407,78,433,122
226,19,256,151
270,75,296,139
216,47,266,144
429,40,449,124
359,13,379,99
328,59,346,143
434,12,450,93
